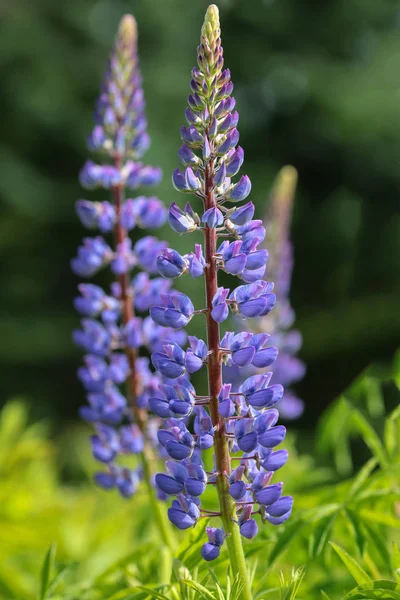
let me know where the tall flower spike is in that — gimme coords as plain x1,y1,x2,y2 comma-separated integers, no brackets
262,166,305,418
225,167,305,417
150,5,292,595
72,15,178,549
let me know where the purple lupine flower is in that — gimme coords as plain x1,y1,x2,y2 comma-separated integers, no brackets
148,5,292,569
167,494,200,530
150,292,194,329
72,14,187,502
201,527,225,561
168,202,199,234
157,248,188,279
149,383,195,419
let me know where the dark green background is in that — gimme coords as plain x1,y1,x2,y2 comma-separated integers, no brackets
1,0,399,425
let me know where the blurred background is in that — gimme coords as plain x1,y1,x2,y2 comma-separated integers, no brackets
1,0,400,428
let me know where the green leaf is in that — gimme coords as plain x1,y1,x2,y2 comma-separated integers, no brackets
281,566,306,600
345,509,367,558
364,377,385,418
268,517,306,564
362,522,392,571
393,543,400,573
133,586,170,600
359,509,400,528
329,542,371,585
181,580,216,600
320,592,333,600
230,573,244,600
316,397,353,474
39,543,56,600
343,579,400,599
350,405,388,468
385,405,400,457
207,568,225,600
347,457,378,501
309,515,336,559
393,349,400,390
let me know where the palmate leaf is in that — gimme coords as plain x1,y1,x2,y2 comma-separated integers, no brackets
329,542,371,586
343,579,400,599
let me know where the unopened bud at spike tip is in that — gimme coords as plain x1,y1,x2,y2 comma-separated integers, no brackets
117,14,137,49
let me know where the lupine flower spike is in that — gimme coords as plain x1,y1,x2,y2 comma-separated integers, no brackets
261,166,305,418
72,14,180,548
150,5,292,595
224,166,306,418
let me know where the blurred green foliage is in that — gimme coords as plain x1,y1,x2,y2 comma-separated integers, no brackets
0,354,399,599
0,0,399,423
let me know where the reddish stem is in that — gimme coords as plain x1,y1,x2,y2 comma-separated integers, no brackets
204,157,230,477
112,155,146,431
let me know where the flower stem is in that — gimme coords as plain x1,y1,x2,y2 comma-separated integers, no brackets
113,160,175,552
203,159,252,600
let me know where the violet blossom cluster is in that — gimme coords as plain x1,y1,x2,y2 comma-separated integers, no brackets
224,167,306,419
149,5,292,561
71,15,185,497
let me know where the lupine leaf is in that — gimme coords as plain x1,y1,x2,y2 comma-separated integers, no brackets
349,405,388,468
362,522,392,570
347,457,378,501
230,573,244,600
133,587,170,600
40,543,56,600
281,566,306,600
393,543,400,574
385,405,400,457
364,377,385,418
359,509,400,528
345,509,367,558
309,515,336,559
226,569,231,600
329,542,371,585
207,569,225,600
343,579,400,599
181,580,216,599
268,517,306,564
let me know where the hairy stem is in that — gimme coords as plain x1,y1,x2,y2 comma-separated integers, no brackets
112,158,175,551
203,159,253,600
